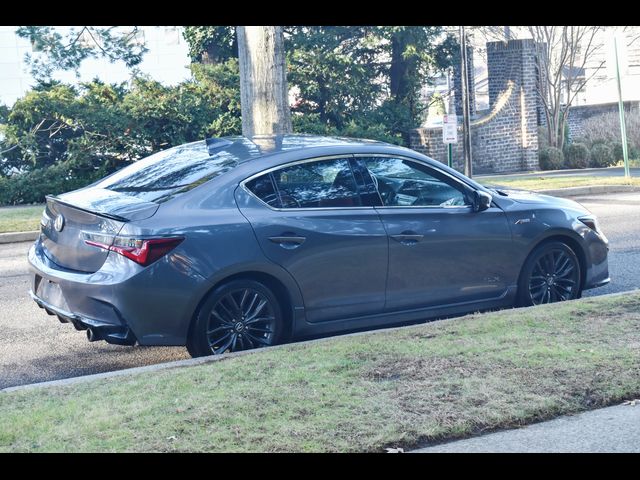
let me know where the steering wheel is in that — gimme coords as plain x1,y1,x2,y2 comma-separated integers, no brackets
374,178,397,206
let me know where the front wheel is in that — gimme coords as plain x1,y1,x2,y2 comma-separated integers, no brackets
517,241,582,307
187,279,284,358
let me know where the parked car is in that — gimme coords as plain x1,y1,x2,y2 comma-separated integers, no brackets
28,135,610,357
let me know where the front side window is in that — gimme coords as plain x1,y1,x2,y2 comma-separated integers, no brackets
362,157,470,207
246,158,363,208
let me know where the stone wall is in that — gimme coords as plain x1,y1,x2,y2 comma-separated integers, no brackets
411,39,539,174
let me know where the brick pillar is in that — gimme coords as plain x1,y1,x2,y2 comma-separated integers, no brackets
486,39,539,170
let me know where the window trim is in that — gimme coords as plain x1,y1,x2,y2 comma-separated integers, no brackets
239,155,377,212
353,154,475,210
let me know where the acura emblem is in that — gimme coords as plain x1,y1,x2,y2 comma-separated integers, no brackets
53,214,65,232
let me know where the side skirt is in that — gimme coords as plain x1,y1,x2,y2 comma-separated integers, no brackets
292,286,518,338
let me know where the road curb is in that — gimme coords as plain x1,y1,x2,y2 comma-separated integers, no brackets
2,288,637,394
0,231,38,244
537,185,640,197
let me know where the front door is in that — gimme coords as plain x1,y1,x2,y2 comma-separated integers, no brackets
358,156,515,311
235,156,388,323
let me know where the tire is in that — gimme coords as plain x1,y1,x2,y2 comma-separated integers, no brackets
517,241,582,307
186,279,285,358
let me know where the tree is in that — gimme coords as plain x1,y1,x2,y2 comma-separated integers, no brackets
285,26,456,143
529,26,605,150
15,26,147,81
236,26,292,137
183,26,237,64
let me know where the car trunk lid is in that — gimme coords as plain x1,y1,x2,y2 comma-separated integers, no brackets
41,188,159,273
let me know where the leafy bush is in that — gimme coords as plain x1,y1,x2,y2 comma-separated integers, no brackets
564,143,590,169
611,141,640,162
538,147,565,171
0,64,243,206
589,143,615,168
0,162,106,206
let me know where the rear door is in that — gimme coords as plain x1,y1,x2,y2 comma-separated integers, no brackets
235,156,388,323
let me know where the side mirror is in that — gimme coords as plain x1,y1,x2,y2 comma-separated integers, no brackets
473,190,492,212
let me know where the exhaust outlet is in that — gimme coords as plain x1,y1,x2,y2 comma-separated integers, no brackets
86,328,101,342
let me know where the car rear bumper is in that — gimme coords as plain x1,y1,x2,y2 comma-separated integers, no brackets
28,238,208,346
29,290,137,345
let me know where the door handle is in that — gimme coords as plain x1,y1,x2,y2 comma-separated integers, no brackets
268,235,306,249
390,232,424,245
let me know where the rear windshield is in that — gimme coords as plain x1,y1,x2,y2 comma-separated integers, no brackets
93,141,239,203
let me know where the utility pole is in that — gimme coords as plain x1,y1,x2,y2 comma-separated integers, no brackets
459,25,473,178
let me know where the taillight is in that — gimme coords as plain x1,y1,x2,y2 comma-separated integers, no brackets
83,234,184,266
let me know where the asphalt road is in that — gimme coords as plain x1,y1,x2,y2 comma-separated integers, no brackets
412,403,640,453
0,191,638,390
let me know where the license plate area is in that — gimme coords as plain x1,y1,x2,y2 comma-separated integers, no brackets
36,278,70,312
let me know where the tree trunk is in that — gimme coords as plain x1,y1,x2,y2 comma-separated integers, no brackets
236,26,292,138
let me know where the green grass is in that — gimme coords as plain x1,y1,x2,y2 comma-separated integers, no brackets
2,292,640,452
0,205,43,234
480,175,640,191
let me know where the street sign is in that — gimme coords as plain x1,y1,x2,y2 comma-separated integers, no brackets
443,114,458,144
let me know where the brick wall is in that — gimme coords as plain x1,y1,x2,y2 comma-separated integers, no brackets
411,39,539,174
566,101,640,141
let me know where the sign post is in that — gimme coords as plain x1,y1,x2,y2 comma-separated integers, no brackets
608,32,631,178
443,114,458,168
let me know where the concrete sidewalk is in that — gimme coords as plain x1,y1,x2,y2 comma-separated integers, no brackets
412,403,640,453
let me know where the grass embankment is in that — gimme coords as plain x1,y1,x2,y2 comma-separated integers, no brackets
480,175,640,192
2,292,640,452
0,205,43,234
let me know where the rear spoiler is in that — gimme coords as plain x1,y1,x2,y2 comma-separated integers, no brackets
46,195,130,223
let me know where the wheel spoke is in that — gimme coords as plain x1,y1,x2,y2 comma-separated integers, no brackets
227,293,242,316
211,331,232,348
247,326,273,334
213,334,235,354
243,333,255,349
244,332,270,346
246,299,268,320
239,289,250,309
245,315,274,326
244,293,259,317
207,325,231,336
217,300,236,322
211,308,233,325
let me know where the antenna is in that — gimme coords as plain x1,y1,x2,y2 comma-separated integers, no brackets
205,137,233,156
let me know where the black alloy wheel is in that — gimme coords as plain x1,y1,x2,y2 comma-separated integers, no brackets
187,279,283,357
518,241,582,306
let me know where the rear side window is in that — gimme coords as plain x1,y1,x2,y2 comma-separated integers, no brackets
246,158,363,209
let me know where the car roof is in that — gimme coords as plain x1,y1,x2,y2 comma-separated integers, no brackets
206,134,394,164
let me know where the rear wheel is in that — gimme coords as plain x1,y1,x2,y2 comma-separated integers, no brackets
517,241,582,307
187,279,284,358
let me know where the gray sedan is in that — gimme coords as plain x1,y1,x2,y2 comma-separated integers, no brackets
28,135,610,357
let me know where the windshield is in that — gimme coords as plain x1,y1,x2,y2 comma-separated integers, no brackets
94,140,239,203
